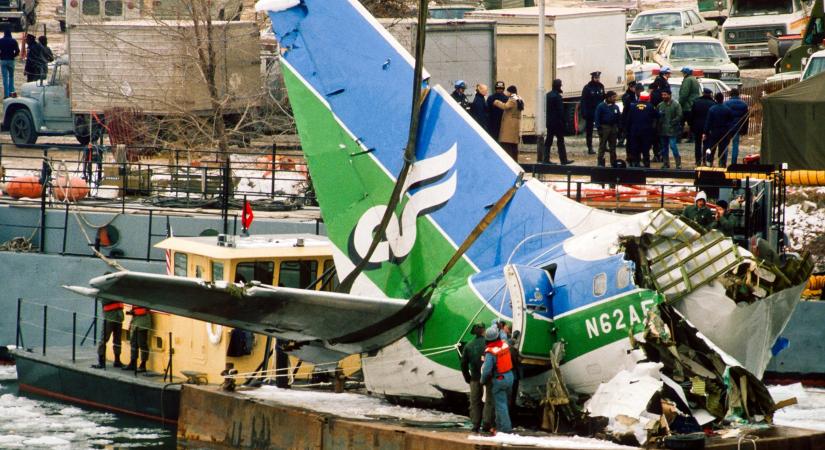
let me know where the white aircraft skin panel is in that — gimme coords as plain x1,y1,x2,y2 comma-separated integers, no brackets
561,335,644,395
523,178,621,236
561,210,658,261
363,338,467,398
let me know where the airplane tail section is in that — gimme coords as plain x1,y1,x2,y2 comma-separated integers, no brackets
265,0,616,297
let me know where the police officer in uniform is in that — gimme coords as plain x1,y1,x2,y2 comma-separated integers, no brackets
91,299,124,369
626,91,658,167
123,305,151,372
451,80,471,113
480,325,515,434
580,71,605,155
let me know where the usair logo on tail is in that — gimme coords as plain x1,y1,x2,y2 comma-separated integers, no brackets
352,144,458,264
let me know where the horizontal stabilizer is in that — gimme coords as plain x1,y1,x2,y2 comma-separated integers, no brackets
79,272,429,356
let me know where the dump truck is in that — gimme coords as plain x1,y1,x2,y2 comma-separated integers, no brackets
466,6,627,134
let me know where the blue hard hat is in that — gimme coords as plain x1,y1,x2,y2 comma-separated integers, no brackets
661,66,672,74
681,66,692,74
455,80,466,89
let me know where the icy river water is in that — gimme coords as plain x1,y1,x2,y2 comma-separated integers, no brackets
5,364,825,449
0,366,176,449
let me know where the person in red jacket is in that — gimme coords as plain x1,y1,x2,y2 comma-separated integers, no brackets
480,325,514,434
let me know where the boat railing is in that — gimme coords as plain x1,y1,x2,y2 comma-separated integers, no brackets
15,297,177,381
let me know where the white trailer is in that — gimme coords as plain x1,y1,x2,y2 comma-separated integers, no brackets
467,6,627,134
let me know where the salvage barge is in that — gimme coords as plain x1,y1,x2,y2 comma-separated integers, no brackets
176,384,825,450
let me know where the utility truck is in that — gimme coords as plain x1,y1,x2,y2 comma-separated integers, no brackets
2,0,259,145
720,0,810,61
466,6,627,135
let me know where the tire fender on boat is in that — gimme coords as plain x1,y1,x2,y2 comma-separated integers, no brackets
206,323,223,345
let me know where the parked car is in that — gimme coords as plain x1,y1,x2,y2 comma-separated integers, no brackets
627,44,660,82
639,74,740,101
627,7,718,49
651,36,741,86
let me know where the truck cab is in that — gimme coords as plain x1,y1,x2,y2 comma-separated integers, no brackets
721,0,810,60
1,56,97,145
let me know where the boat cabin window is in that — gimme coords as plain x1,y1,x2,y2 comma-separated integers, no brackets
104,0,123,16
593,272,607,297
235,261,275,284
278,260,318,288
82,0,100,15
211,261,224,282
174,252,187,277
195,265,203,279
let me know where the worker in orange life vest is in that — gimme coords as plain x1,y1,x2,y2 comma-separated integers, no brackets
480,325,514,434
91,299,124,369
123,305,151,373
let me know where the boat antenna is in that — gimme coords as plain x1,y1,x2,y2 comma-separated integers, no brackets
338,0,430,293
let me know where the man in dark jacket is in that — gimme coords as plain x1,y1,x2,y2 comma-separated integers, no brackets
23,34,47,82
690,88,715,166
723,88,749,165
487,81,509,141
0,27,19,98
580,71,605,154
461,323,494,433
704,92,733,167
470,83,489,132
650,66,672,107
451,80,471,113
626,91,658,167
543,79,573,165
594,90,621,167
619,81,637,148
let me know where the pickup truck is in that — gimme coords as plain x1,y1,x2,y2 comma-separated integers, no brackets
1,57,98,145
0,0,36,31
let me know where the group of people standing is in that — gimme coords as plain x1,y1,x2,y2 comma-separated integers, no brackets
94,298,152,372
538,68,751,169
460,321,519,435
0,28,54,98
452,80,524,161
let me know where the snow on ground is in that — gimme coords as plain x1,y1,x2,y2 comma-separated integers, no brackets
469,433,637,449
785,200,825,253
242,386,467,422
0,393,169,449
0,365,16,381
770,383,825,432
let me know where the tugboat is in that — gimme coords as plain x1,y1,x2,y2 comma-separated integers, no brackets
12,232,351,424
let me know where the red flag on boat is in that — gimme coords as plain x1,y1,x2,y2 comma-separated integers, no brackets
242,200,254,231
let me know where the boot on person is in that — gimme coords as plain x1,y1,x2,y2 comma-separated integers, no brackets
137,360,147,373
122,358,137,371
91,355,106,370
113,356,124,368
675,156,682,170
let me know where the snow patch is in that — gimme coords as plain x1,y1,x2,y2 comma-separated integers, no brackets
0,366,17,381
242,386,467,422
255,0,300,12
769,384,825,431
468,432,637,449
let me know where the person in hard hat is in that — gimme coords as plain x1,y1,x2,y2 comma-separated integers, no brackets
679,67,700,143
657,89,683,169
460,323,494,433
486,81,509,141
681,191,716,229
626,91,658,167
480,324,514,434
451,80,471,113
470,84,489,132
580,71,605,155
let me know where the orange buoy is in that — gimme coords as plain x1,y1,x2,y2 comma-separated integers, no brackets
54,177,90,202
5,176,43,199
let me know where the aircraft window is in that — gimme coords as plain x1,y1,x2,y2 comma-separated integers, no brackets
235,261,275,284
320,259,339,291
593,273,607,297
617,265,631,289
279,260,318,288
195,266,203,279
211,261,224,282
173,252,187,276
